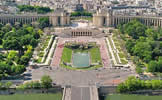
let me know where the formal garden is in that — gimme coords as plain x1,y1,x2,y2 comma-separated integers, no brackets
60,42,102,70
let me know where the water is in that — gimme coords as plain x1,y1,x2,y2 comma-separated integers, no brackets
72,52,90,68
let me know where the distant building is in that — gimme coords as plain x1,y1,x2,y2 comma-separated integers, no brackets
136,0,148,6
75,0,84,11
16,0,30,5
155,0,162,14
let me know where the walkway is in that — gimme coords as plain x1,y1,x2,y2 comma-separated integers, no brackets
97,38,111,68
51,38,64,67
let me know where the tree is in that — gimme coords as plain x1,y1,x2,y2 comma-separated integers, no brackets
32,81,41,89
41,75,52,89
116,83,127,93
125,39,135,54
14,65,25,74
157,60,162,72
7,50,18,61
20,56,30,65
5,81,12,89
3,37,22,51
14,22,21,29
151,80,161,90
133,42,152,62
38,17,50,29
136,67,143,74
18,5,52,14
124,20,147,39
148,61,158,72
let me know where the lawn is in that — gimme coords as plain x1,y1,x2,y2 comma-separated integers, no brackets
118,53,125,58
89,47,102,63
61,47,72,63
104,94,162,100
0,93,62,100
0,45,3,48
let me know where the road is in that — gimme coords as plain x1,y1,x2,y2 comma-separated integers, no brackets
71,87,90,100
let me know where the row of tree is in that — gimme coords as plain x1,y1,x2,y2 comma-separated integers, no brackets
17,75,52,90
0,75,52,90
71,11,92,17
0,82,12,90
117,76,162,93
17,5,53,14
118,20,162,73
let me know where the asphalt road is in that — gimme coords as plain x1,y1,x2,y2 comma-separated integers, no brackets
71,86,90,100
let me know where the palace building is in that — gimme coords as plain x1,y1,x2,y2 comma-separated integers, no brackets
93,9,162,27
0,9,70,27
0,8,162,28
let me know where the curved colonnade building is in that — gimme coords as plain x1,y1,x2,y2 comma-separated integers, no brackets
93,10,162,28
0,9,162,28
0,10,70,27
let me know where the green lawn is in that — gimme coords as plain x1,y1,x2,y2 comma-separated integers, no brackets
0,93,62,100
118,53,125,58
105,94,162,100
61,47,72,63
89,47,102,63
120,59,128,64
0,45,3,48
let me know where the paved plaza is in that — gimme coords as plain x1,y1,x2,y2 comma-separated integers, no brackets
28,37,136,87
30,66,135,86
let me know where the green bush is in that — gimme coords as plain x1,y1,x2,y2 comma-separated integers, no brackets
117,76,162,93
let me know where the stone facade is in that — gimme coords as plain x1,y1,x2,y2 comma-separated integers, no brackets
0,14,48,25
0,10,70,26
93,10,162,27
49,10,70,26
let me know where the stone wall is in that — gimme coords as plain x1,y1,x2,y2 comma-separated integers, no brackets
98,86,117,95
0,86,62,95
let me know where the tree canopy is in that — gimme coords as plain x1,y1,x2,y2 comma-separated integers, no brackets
0,23,42,79
118,20,162,73
71,11,92,17
17,5,53,14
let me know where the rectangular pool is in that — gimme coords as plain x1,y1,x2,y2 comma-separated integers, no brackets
72,52,90,68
